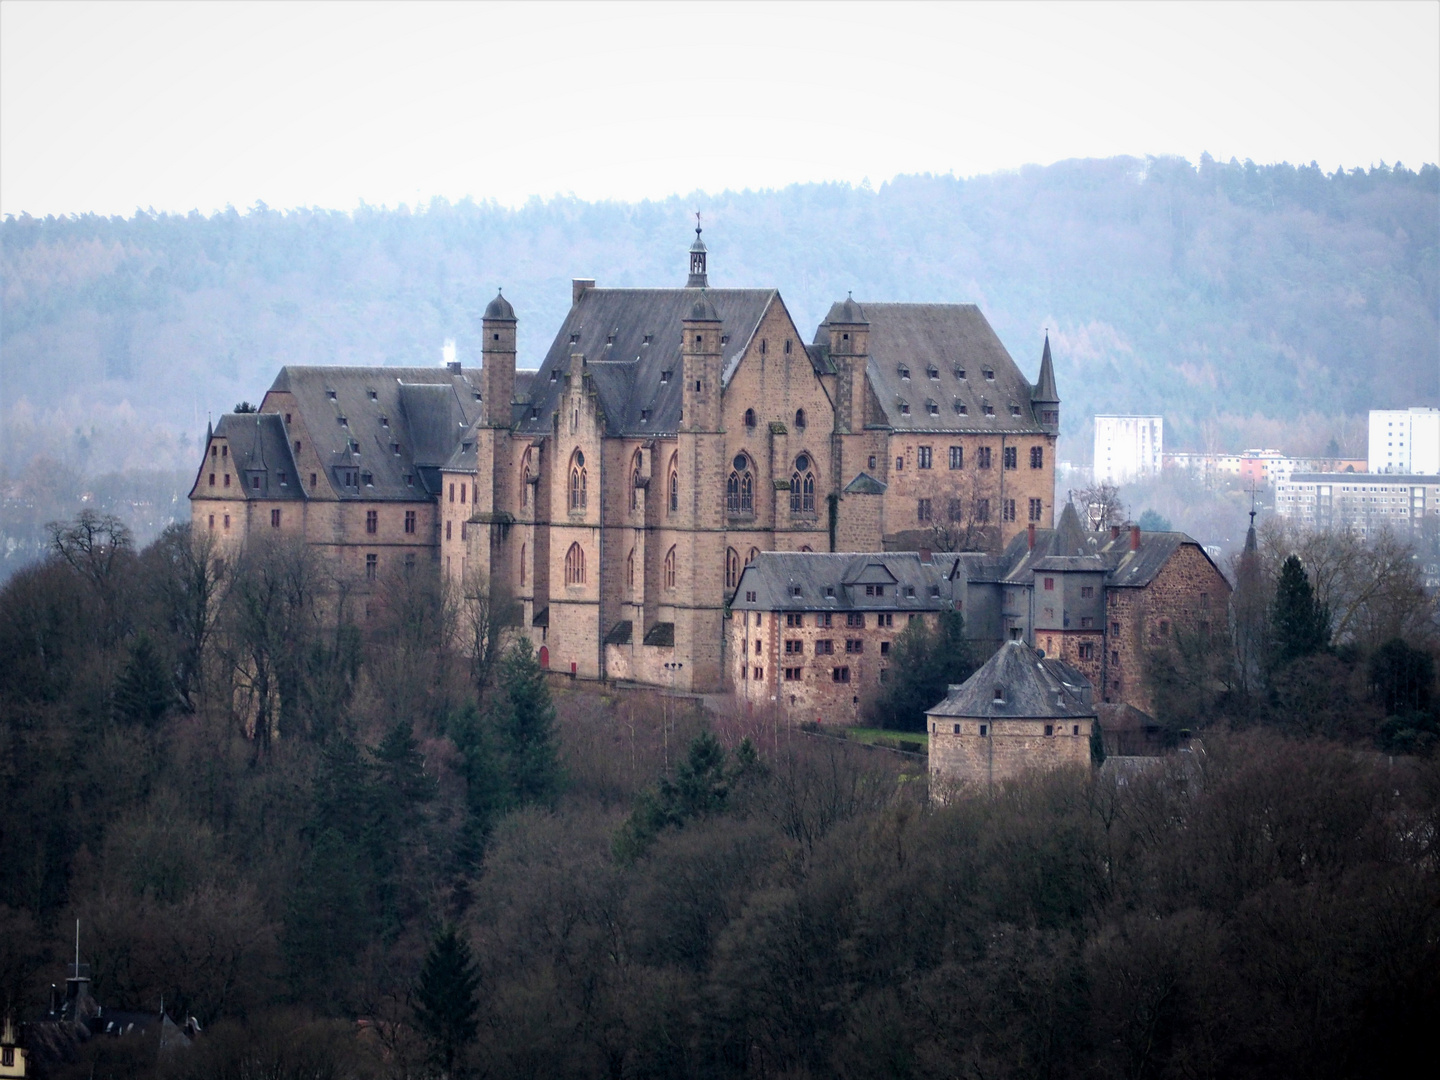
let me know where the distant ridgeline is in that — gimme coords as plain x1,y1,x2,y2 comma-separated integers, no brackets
2,156,1436,472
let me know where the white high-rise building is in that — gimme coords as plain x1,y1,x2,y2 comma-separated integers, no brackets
1093,415,1163,484
1369,408,1440,475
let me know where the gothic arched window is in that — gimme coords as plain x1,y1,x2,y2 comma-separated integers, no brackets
664,546,676,591
569,449,587,511
520,449,532,509
630,450,643,511
747,547,759,566
564,542,585,585
668,455,679,515
790,454,816,513
627,547,635,589
794,408,807,430
726,454,754,515
726,547,740,590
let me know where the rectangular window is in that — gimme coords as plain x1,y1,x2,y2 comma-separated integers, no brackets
224,473,231,487
832,666,851,683
817,612,833,628
755,639,763,654
975,498,990,522
208,473,215,487
878,613,894,627
745,590,757,603
366,510,378,534
815,639,834,655
1028,498,1043,522
895,456,904,471
449,483,455,503
753,667,764,681
1080,617,1094,628
251,475,261,490
1111,621,1120,635
1112,650,1120,665
1081,586,1094,598
977,447,992,469
310,473,317,489
1044,577,1055,591
949,446,963,469
1044,724,1054,736
223,514,230,529
880,640,890,655
1030,446,1044,469
846,613,865,628
1003,499,1016,522
271,509,281,528
786,613,803,627
917,498,933,522
979,724,987,736
405,510,417,534
366,554,378,580
1079,642,1095,660
1003,446,1018,469
784,667,802,681
918,446,932,469
785,640,803,654
846,639,863,654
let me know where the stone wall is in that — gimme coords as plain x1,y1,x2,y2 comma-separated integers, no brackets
928,715,1093,794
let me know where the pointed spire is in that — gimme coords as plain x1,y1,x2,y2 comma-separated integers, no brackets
1033,332,1059,403
687,212,708,288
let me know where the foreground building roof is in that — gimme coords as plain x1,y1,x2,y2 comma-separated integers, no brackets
927,639,1095,720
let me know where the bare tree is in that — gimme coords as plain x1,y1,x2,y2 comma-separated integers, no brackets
927,469,1000,552
1073,482,1126,529
459,568,518,703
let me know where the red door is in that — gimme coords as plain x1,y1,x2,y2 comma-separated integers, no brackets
539,646,549,669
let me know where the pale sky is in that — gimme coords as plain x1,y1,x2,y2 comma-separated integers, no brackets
2,0,1437,218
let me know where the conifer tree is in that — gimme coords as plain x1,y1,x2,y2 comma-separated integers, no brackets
113,632,171,726
413,926,480,1078
1270,554,1330,667
494,638,564,808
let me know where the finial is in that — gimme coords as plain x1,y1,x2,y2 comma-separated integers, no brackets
695,210,702,238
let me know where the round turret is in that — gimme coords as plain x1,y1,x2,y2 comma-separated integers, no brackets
483,290,516,321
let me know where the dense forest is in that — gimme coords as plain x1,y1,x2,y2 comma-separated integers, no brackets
0,514,1436,1077
3,154,1436,472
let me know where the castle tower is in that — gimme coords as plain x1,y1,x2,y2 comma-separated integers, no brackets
682,291,723,433
481,290,517,425
828,293,869,434
1032,332,1060,436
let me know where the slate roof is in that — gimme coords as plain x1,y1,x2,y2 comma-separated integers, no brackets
518,289,777,437
813,302,1049,434
999,502,1219,588
263,366,481,500
730,552,956,612
203,413,303,500
927,640,1095,720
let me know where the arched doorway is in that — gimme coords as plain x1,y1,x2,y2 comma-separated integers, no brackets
539,645,549,669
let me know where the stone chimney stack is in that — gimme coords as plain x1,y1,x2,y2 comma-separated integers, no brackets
1028,522,1036,550
1130,523,1141,551
572,278,594,305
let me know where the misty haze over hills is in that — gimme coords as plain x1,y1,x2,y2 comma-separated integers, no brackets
2,154,1436,480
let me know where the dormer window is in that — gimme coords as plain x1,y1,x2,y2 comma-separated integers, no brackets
606,333,615,344
362,472,373,486
905,586,916,598
983,404,995,417
473,392,482,400
927,366,939,380
660,370,672,384
529,407,540,419
641,409,651,422
380,416,389,427
927,400,939,416
900,401,910,416
1009,404,1022,416
392,443,401,455
569,333,579,344
643,334,653,345
983,369,995,381
337,416,347,426
954,368,966,380
550,370,559,382
955,401,968,415
368,389,377,400
993,686,1005,704
720,334,730,345
898,365,910,380
327,389,337,399
349,440,360,452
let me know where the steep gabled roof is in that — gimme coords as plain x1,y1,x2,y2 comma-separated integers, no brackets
204,413,303,500
262,366,480,500
519,288,777,437
927,640,1095,720
999,508,1222,589
815,302,1046,434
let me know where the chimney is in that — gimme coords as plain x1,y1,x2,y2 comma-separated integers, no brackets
1110,524,1121,540
918,546,932,563
446,360,462,374
1027,522,1036,550
572,278,595,305
1130,524,1141,551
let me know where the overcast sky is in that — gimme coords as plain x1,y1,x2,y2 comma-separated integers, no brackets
2,0,1437,218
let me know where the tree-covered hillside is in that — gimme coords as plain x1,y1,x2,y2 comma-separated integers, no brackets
2,155,1436,480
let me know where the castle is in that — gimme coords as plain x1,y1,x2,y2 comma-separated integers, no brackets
190,230,1060,694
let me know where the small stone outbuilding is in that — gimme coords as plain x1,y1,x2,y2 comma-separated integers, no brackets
927,639,1095,794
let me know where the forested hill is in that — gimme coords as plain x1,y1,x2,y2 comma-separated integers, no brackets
2,155,1436,476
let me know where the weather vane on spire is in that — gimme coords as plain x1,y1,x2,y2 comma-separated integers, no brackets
694,210,702,237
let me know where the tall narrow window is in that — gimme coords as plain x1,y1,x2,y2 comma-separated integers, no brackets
569,450,587,510
668,456,679,514
726,547,740,590
627,548,635,589
630,450,643,511
949,446,963,469
727,454,754,514
664,546,676,590
790,454,815,513
565,542,586,585
744,408,756,428
794,408,806,429
520,543,527,585
747,547,759,565
366,510,378,534
520,449,533,509
1030,446,1044,469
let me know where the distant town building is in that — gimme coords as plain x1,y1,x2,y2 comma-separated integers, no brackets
1275,473,1440,537
728,503,1229,723
1164,449,1364,487
926,639,1094,793
1369,408,1440,475
1094,415,1163,484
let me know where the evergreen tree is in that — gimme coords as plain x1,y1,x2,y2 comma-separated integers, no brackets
613,731,737,862
372,719,438,831
1270,555,1330,667
446,703,508,869
413,926,480,1078
113,632,171,726
494,638,564,807
871,609,975,732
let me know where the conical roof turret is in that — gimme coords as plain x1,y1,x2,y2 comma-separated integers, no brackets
483,289,516,321
1033,333,1059,403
